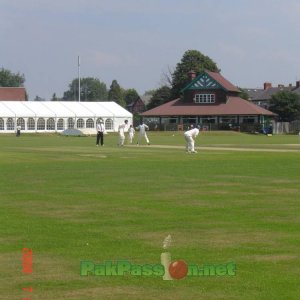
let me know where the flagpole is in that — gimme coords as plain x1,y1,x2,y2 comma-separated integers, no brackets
78,56,81,102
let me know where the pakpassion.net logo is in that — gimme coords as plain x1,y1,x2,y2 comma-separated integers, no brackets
80,260,236,280
80,235,236,280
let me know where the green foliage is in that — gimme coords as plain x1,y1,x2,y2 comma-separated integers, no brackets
269,91,300,121
147,86,171,109
108,79,126,107
123,88,139,105
144,89,156,96
238,87,249,100
51,93,59,101
63,77,108,101
34,95,45,101
0,67,25,87
171,50,220,98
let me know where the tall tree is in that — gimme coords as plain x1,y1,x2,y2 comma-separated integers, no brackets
34,95,45,101
108,80,125,107
171,50,220,98
269,91,300,121
0,68,25,87
51,93,58,101
147,86,171,109
123,88,139,105
238,88,249,100
63,77,108,101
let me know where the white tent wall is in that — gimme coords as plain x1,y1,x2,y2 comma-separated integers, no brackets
0,101,132,133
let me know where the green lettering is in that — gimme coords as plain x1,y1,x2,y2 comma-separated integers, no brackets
131,264,142,276
198,267,204,276
226,262,236,276
117,260,131,275
203,264,215,276
152,264,164,276
142,264,153,276
94,264,106,276
187,264,198,276
105,261,117,276
80,261,94,276
216,264,227,276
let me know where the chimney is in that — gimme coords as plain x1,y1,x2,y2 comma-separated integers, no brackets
188,70,196,81
263,82,272,90
296,81,300,89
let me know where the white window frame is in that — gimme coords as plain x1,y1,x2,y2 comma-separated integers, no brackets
27,118,35,130
0,118,4,130
37,118,45,130
86,118,94,128
7,118,15,130
105,119,113,130
77,118,84,128
47,118,55,130
17,118,25,130
194,94,215,103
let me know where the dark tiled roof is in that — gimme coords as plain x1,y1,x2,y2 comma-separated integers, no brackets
141,96,275,117
0,87,26,101
245,85,300,101
293,87,300,94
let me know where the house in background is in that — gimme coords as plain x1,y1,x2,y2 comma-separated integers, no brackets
126,95,151,113
246,81,300,109
141,70,275,131
0,87,27,101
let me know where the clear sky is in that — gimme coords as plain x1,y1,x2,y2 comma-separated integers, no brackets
1,0,300,100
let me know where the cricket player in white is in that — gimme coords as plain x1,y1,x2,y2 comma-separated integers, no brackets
128,125,135,144
136,122,150,145
118,120,128,146
184,126,200,153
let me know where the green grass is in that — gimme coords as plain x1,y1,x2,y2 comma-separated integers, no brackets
1,132,300,299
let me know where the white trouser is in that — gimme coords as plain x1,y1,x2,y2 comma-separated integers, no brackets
128,133,134,143
137,133,149,144
184,135,194,152
119,133,125,146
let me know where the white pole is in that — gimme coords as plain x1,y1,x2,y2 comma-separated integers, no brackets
78,56,81,102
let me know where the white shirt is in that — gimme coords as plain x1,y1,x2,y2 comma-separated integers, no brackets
136,124,149,134
128,127,135,135
97,123,105,132
118,123,127,135
184,128,199,138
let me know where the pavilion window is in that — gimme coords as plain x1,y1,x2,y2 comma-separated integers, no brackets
194,94,215,103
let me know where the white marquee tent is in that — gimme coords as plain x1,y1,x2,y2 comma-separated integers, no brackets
0,101,132,133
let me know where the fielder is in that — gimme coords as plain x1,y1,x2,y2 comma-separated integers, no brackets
118,120,128,146
128,125,135,144
184,126,200,153
136,122,150,145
